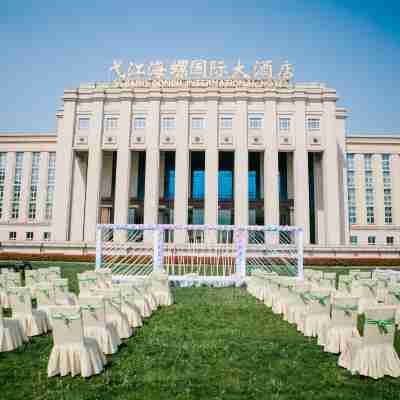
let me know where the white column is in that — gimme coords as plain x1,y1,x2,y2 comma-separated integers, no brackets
174,99,189,243
84,98,104,242
3,152,16,222
70,153,87,241
373,154,384,226
114,99,132,241
53,99,76,241
144,99,160,231
20,152,33,222
392,154,400,225
264,99,279,227
322,100,342,245
293,97,310,244
37,152,49,223
204,97,219,241
234,97,248,226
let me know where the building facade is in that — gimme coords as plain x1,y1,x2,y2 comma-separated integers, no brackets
0,73,399,252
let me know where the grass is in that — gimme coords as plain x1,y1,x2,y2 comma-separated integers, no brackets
1,262,400,399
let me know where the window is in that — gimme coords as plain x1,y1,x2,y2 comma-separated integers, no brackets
220,115,233,129
134,117,146,129
104,117,118,130
43,232,51,241
26,231,33,241
382,154,391,171
0,153,6,219
364,154,372,171
279,118,290,131
348,206,357,225
385,207,393,224
11,152,23,219
191,118,205,129
161,117,176,130
307,118,320,130
346,154,355,170
248,114,263,129
366,207,375,224
45,153,56,221
383,172,392,188
365,171,373,188
365,188,374,206
78,117,90,130
350,236,358,245
386,236,394,246
28,152,40,220
9,231,16,240
347,171,355,188
368,236,376,245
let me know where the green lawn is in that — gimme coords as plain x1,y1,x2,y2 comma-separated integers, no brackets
1,262,400,399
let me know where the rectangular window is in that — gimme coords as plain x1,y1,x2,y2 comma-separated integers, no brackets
43,231,51,241
134,117,146,129
248,114,263,129
28,152,40,220
26,231,33,241
382,154,391,172
384,188,392,206
365,171,373,188
11,152,23,219
78,117,90,130
104,117,118,130
348,206,357,225
368,236,376,245
45,153,56,221
279,118,290,131
386,236,394,246
385,207,393,224
346,153,355,171
220,116,233,129
365,188,374,206
366,207,375,224
161,117,176,130
307,118,320,130
0,153,7,219
383,172,392,188
9,231,16,240
350,235,358,245
347,171,355,188
191,117,205,129
364,154,372,171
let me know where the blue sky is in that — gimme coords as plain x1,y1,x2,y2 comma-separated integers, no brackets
0,0,399,135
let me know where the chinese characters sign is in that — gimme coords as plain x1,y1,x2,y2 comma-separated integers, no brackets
109,59,294,89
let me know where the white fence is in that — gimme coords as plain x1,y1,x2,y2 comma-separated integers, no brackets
96,224,303,282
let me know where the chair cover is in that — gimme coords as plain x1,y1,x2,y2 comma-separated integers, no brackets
53,279,78,305
9,288,50,337
80,297,120,355
0,307,28,352
25,270,43,288
0,275,10,308
338,306,400,379
47,306,106,378
352,279,378,313
284,283,311,323
150,274,174,306
318,296,360,353
34,283,57,325
121,288,152,318
78,273,99,295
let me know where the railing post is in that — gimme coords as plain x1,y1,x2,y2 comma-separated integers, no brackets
297,228,304,280
153,226,165,272
235,227,247,277
95,225,102,271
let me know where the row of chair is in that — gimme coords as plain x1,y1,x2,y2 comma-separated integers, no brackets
0,268,174,378
246,269,400,379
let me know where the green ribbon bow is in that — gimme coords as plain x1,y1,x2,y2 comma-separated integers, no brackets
111,297,121,305
308,294,330,306
389,291,400,302
51,312,81,326
362,282,377,292
80,304,102,313
299,292,310,304
79,277,97,283
366,318,395,334
341,280,352,292
334,304,358,316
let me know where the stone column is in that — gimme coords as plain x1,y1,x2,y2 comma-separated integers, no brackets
373,154,384,226
144,99,160,235
114,99,132,241
70,152,88,241
19,152,32,222
174,98,189,243
37,152,49,223
392,153,400,225
204,97,219,242
234,97,248,227
53,97,77,241
322,99,342,246
293,96,310,244
3,152,16,222
264,99,279,227
84,97,104,242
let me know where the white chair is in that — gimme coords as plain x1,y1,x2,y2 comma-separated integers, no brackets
318,296,360,353
79,296,120,355
109,287,143,328
352,279,378,314
34,283,57,324
0,306,28,352
286,283,311,324
47,306,106,378
78,273,99,295
53,279,77,305
337,275,353,295
149,271,174,306
25,270,43,288
384,285,400,324
118,285,152,318
0,275,10,308
6,272,22,287
96,270,113,288
132,279,158,311
319,272,336,290
9,287,50,337
338,306,400,379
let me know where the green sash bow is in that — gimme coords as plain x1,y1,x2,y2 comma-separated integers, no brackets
300,292,310,304
334,304,357,316
389,291,400,302
111,296,121,305
366,318,395,334
362,282,377,292
308,294,330,306
80,304,102,313
79,277,97,283
51,312,81,326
